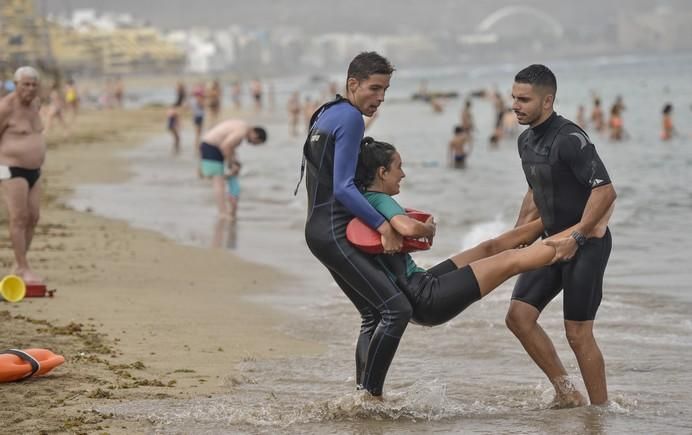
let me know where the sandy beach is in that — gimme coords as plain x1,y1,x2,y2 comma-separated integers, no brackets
0,108,321,434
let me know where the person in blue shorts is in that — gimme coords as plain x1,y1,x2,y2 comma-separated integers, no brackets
200,119,266,218
225,160,241,219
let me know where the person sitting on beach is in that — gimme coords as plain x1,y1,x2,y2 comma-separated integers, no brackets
0,66,46,284
199,119,266,218
352,137,587,401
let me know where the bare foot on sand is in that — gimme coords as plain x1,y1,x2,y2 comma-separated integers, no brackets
13,268,43,284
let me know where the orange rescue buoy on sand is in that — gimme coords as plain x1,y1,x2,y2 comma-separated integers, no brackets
347,209,433,254
0,348,65,382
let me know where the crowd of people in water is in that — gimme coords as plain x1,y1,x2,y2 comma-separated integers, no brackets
152,67,685,232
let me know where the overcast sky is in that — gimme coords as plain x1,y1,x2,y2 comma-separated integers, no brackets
40,0,686,34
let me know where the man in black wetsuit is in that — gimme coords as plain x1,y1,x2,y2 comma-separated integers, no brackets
505,64,617,406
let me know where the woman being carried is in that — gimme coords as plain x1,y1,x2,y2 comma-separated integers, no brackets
354,136,580,329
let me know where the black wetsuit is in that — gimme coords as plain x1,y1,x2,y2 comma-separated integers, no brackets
513,112,612,321
300,96,412,396
384,257,482,327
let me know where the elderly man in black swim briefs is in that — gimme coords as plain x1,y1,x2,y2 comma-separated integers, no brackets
0,66,46,284
506,64,617,407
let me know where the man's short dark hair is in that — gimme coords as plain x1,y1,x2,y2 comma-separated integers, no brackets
347,52,395,82
252,126,267,143
514,64,557,96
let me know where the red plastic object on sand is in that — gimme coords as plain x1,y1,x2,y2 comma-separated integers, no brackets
0,348,65,382
25,283,56,298
346,209,433,254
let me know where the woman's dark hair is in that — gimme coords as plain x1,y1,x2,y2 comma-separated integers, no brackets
662,103,673,114
354,136,397,191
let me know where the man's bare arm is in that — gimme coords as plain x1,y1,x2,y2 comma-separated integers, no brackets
219,131,244,159
574,183,617,237
545,183,617,263
515,188,540,227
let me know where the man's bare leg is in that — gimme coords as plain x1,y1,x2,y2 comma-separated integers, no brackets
565,320,607,405
506,300,587,407
24,180,41,252
2,179,42,283
212,176,230,218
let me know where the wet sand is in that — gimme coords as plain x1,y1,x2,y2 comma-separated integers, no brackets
0,108,321,433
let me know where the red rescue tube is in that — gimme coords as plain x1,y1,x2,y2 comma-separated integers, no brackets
346,209,433,254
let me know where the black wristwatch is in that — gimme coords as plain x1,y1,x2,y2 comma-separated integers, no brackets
570,230,587,247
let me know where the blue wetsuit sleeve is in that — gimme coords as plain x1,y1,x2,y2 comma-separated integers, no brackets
558,130,612,189
332,110,386,229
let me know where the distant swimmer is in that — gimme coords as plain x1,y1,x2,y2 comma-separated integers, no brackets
661,103,675,141
207,79,222,125
43,82,69,138
191,86,206,154
168,82,186,154
509,64,616,407
199,119,266,218
590,97,604,132
429,97,444,113
302,96,319,132
492,90,506,142
286,91,302,136
114,76,125,108
250,79,262,112
460,98,475,138
608,104,624,141
166,104,181,155
448,125,471,169
231,81,242,110
0,66,47,284
576,104,586,129
64,79,80,121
